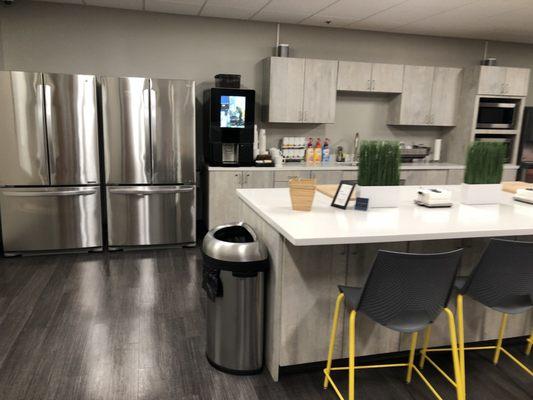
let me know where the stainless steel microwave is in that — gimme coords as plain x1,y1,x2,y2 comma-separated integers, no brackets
476,98,519,129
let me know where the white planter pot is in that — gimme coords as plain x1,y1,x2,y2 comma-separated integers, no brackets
460,183,502,205
356,185,400,208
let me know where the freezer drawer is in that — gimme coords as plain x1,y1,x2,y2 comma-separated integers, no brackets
0,186,102,253
106,185,196,247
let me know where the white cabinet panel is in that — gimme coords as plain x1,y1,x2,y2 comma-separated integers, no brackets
303,59,338,123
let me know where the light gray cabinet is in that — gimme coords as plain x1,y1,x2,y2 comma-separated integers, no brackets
388,66,462,127
264,57,338,123
207,170,273,229
431,67,462,126
337,61,403,93
310,170,343,184
446,169,464,184
478,66,530,96
273,170,311,188
302,59,338,123
400,170,448,186
207,171,242,229
264,57,305,123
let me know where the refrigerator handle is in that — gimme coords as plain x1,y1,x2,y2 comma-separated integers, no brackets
143,88,151,143
109,186,194,195
2,189,98,197
44,84,55,179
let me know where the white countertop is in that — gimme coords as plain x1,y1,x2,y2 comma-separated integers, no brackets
237,185,533,246
208,162,518,172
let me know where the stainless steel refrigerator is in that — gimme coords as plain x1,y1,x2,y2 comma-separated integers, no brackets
101,76,196,248
0,71,102,255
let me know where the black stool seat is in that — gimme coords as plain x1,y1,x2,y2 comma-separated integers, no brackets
338,249,463,334
456,239,533,315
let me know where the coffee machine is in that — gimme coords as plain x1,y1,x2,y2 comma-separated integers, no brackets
205,87,255,166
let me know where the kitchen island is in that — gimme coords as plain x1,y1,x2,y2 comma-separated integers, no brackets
237,186,533,381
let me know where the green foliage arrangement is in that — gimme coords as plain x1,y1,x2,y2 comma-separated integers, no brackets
464,142,506,184
358,140,401,186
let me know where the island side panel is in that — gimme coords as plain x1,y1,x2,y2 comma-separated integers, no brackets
241,202,284,381
279,242,347,366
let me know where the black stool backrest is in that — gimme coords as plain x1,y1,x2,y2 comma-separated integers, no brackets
358,249,463,332
462,239,533,314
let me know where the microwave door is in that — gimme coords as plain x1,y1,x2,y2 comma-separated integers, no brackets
43,73,99,186
0,71,50,186
150,79,196,184
102,76,151,185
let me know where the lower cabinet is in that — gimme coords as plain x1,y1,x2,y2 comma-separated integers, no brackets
207,166,496,229
401,170,448,185
273,170,310,188
207,170,273,229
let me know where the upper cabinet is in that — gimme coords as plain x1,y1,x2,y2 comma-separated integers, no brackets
477,66,530,96
263,57,338,123
337,61,403,93
388,65,462,126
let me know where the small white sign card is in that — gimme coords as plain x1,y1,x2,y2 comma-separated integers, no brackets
331,180,357,209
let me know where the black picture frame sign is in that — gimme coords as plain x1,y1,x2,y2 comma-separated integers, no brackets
331,180,357,209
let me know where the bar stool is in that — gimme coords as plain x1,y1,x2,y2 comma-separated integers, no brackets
420,239,533,398
323,249,464,400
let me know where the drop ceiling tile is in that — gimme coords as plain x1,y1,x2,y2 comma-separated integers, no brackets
201,0,270,19
258,0,339,16
300,15,355,28
251,10,308,24
145,0,204,15
85,0,144,10
311,0,406,21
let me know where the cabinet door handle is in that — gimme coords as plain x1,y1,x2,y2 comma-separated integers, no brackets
372,79,376,90
235,173,242,186
245,173,250,185
367,79,371,90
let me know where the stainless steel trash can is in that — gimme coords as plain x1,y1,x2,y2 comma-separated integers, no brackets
202,222,269,375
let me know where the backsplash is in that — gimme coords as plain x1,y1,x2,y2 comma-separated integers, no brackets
261,92,446,153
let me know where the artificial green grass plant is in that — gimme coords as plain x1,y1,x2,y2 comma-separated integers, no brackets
464,142,506,184
358,140,401,186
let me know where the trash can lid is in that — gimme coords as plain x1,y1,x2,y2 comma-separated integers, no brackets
202,222,268,263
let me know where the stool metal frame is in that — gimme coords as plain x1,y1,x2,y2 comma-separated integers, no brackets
323,249,465,400
420,239,533,400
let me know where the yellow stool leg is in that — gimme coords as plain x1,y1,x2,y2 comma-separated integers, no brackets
526,331,532,356
444,308,464,400
406,332,418,383
493,313,508,365
323,293,345,389
457,294,466,396
349,310,357,400
419,325,432,368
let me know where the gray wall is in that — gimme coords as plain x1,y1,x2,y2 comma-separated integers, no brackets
2,2,533,153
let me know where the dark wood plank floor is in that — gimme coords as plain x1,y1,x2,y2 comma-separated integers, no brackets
0,248,531,400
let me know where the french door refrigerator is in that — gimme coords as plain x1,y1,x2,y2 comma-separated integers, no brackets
0,71,102,255
101,76,196,248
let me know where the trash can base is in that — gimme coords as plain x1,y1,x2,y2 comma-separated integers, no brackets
206,353,263,376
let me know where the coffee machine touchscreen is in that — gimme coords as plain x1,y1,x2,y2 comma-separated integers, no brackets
220,95,246,128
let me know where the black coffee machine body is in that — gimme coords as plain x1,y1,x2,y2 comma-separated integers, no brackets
205,88,255,166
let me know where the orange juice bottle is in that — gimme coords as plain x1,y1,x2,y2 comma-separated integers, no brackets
305,137,314,163
314,138,322,162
